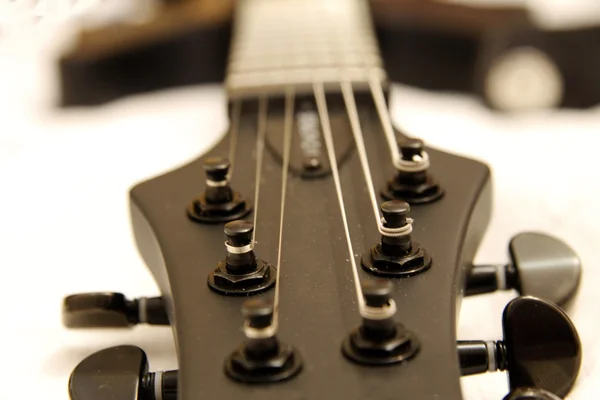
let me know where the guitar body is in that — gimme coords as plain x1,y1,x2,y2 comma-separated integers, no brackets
130,95,492,399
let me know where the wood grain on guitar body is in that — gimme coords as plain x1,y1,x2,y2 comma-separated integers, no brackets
59,1,583,399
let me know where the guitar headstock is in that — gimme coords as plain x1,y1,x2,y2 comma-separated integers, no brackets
60,1,583,399
124,90,492,399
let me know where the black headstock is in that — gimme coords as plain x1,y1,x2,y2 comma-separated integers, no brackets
127,92,492,399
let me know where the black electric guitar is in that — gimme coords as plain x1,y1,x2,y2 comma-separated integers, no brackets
62,1,582,399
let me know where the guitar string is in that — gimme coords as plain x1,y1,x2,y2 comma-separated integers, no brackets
340,81,383,231
227,99,242,179
341,81,413,238
313,81,366,312
272,88,295,331
368,75,402,167
252,96,268,245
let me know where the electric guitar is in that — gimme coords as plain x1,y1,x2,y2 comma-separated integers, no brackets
61,1,582,399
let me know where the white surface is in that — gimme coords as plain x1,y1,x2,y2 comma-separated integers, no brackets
1,3,600,400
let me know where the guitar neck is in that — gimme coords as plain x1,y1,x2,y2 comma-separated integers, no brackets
225,0,388,99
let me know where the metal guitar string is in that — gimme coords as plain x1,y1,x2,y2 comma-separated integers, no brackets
272,88,295,332
368,74,430,173
227,99,242,179
340,80,412,239
313,81,365,312
251,96,269,247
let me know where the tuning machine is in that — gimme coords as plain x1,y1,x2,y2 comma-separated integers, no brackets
362,200,431,277
62,292,169,328
187,157,252,223
465,232,581,306
503,388,562,400
225,299,303,383
207,220,276,295
69,345,176,400
382,138,444,204
458,296,581,398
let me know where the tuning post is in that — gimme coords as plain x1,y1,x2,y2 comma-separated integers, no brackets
225,299,303,383
62,292,169,328
342,280,419,365
458,296,581,398
465,232,581,306
382,138,444,204
69,345,177,400
187,157,252,223
207,220,276,295
362,200,432,277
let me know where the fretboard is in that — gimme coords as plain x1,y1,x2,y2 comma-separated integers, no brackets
225,0,387,99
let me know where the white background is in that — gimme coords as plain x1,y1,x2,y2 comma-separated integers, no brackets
0,0,599,399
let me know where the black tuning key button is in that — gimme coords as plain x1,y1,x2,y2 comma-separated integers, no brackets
503,388,562,400
361,201,431,277
457,296,581,398
187,157,252,223
342,280,419,365
62,292,169,328
207,220,276,295
381,138,444,204
68,345,177,400
465,232,581,307
225,299,303,383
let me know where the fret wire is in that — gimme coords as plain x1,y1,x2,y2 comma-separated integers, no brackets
227,99,242,179
340,80,384,231
368,75,402,168
272,87,295,331
313,81,365,312
252,96,268,245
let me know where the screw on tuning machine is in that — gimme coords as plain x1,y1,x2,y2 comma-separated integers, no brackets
225,299,303,383
62,292,169,328
68,345,177,400
342,280,419,365
361,200,431,277
187,157,252,223
207,220,276,295
465,232,581,307
458,296,581,398
381,138,444,204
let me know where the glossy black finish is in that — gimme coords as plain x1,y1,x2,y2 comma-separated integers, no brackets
63,293,169,328
503,388,562,400
129,91,492,399
503,297,581,397
458,297,581,398
69,345,148,400
509,233,581,307
457,341,498,376
69,345,178,400
465,233,581,306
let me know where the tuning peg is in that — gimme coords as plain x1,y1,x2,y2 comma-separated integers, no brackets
465,232,581,306
503,388,562,400
187,157,252,223
458,296,581,398
62,292,169,328
69,345,177,400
